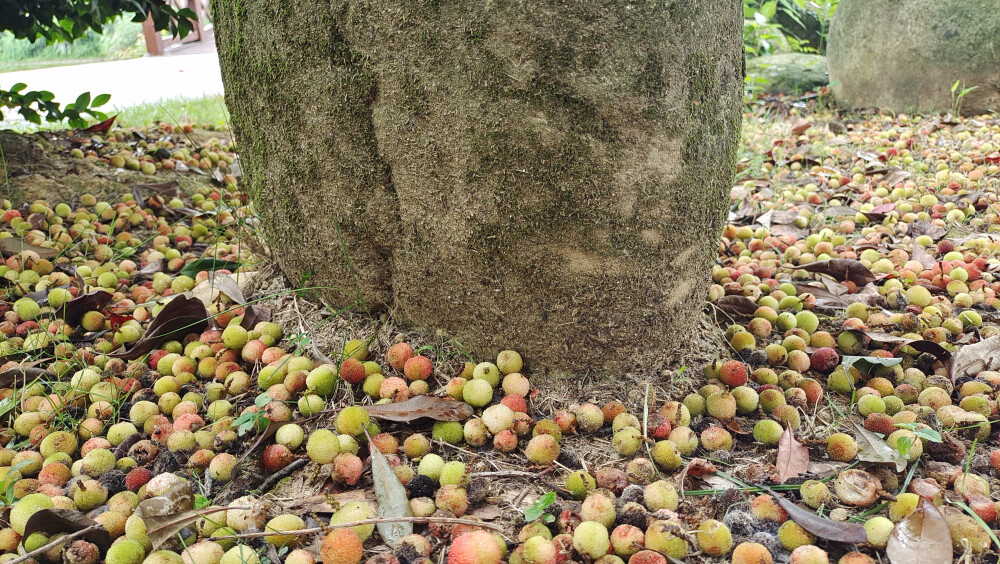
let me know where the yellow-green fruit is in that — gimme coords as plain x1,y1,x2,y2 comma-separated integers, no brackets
777,520,815,551
643,480,678,511
329,501,376,541
826,433,858,462
220,546,259,564
650,440,682,471
864,516,893,549
343,339,368,361
264,514,306,547
644,520,688,559
417,454,445,481
889,493,920,522
753,420,783,445
695,519,732,556
106,539,146,564
462,379,493,407
306,429,341,464
566,470,597,500
11,493,54,534
799,480,831,509
572,521,610,560
335,406,370,436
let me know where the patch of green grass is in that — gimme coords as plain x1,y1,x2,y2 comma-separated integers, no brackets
115,95,229,129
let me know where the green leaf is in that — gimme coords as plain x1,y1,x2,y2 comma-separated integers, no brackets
524,491,557,521
952,80,961,93
896,436,912,458
367,428,413,546
9,83,26,93
193,494,210,509
254,392,271,408
179,258,241,279
92,93,111,107
841,355,901,376
74,92,91,110
893,422,942,443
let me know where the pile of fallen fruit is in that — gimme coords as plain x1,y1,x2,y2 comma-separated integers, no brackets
0,106,1000,564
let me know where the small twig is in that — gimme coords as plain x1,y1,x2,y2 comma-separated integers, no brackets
469,471,550,479
257,457,308,493
209,515,509,541
8,524,102,564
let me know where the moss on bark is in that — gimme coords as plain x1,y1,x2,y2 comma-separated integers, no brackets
212,0,742,376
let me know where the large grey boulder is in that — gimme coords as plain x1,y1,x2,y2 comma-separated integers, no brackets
828,0,1000,115
746,53,828,94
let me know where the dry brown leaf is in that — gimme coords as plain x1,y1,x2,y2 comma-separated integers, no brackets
363,395,474,422
949,335,1000,382
850,420,906,472
762,486,868,543
885,498,952,564
776,426,809,483
23,509,111,553
714,295,758,318
911,244,937,269
0,237,58,258
792,259,876,286
109,295,209,360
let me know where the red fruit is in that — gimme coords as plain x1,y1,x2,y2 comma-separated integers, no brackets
339,358,366,385
403,355,432,381
967,492,998,524
628,551,667,564
148,349,169,370
198,329,222,345
260,444,294,473
241,339,267,363
809,347,840,373
501,394,527,413
719,360,747,387
649,420,672,440
990,449,1000,475
332,453,363,485
125,467,153,491
448,531,502,564
387,342,414,371
493,430,518,452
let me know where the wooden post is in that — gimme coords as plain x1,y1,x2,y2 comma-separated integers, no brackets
142,17,163,56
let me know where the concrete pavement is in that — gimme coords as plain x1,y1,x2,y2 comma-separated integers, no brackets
1,34,223,115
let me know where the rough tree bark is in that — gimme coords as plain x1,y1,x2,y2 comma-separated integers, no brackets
212,0,742,376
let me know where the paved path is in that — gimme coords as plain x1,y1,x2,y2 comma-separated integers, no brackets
1,35,223,112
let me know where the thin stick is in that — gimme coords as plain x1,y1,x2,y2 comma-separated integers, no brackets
257,458,308,493
209,515,508,541
8,525,102,564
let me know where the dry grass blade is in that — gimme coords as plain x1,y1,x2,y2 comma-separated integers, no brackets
776,425,809,483
886,498,952,563
364,395,474,422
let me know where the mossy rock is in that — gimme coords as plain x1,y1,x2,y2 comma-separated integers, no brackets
828,0,1000,115
746,53,828,95
212,0,743,375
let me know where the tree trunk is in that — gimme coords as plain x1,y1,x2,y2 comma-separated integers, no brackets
212,0,743,375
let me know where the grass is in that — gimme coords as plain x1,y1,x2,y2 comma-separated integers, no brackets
0,95,230,133
115,95,230,129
